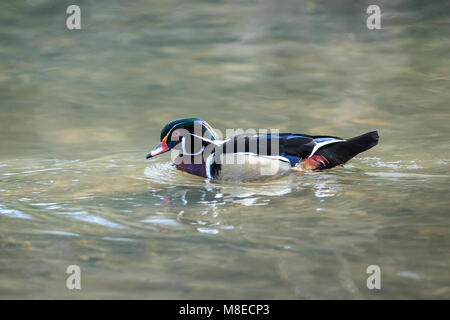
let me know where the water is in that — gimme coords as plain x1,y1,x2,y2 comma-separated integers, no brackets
0,0,449,299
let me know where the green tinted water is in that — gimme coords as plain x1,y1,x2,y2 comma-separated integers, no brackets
0,0,449,299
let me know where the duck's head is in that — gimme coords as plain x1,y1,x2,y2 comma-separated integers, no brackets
146,118,217,159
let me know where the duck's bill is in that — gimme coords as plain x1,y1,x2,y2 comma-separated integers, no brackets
146,136,170,159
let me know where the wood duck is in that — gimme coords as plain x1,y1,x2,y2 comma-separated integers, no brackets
146,118,379,182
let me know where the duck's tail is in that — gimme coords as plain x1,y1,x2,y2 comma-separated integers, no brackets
301,131,379,170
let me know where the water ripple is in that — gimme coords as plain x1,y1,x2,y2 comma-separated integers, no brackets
38,230,80,237
55,211,124,229
0,204,31,219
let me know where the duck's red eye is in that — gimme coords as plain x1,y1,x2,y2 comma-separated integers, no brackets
172,130,181,138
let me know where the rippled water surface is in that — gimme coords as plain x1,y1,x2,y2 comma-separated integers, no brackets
0,0,449,299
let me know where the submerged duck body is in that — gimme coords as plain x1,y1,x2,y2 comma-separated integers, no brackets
146,118,379,182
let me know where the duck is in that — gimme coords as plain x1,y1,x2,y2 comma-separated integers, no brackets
146,118,379,182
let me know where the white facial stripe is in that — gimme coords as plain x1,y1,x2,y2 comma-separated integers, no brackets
202,120,218,139
189,133,219,146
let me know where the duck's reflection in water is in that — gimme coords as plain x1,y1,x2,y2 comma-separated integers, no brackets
143,163,344,234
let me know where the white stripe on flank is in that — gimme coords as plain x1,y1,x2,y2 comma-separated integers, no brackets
205,153,215,179
309,139,344,157
232,152,291,163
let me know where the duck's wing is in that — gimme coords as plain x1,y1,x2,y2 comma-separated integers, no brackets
277,133,344,164
212,131,378,171
215,133,344,166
